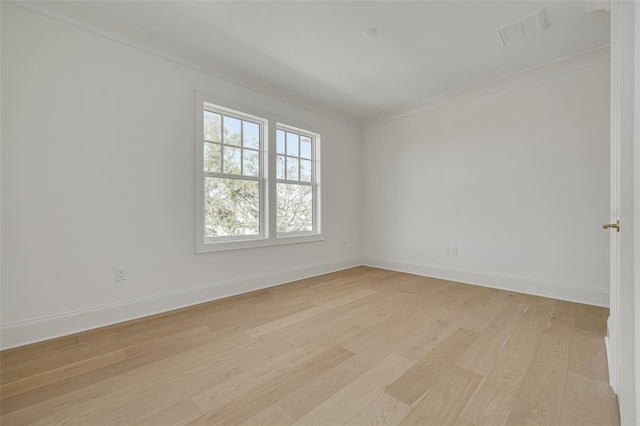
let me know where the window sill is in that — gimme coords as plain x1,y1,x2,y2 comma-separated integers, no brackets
196,233,325,253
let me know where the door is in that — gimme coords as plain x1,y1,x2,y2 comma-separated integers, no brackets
606,3,639,424
605,0,621,396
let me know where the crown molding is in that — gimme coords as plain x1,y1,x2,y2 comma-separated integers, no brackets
364,45,611,127
6,1,610,130
7,1,362,128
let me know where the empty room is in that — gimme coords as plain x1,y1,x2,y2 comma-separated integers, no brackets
1,1,638,425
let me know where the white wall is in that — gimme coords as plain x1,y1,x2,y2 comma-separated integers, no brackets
362,59,611,306
0,4,362,349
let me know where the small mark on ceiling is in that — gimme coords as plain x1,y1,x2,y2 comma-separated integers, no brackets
361,28,378,39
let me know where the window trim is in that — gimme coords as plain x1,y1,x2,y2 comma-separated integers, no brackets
195,92,324,253
275,123,321,237
202,105,267,242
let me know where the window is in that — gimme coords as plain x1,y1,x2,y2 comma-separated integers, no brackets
203,108,265,239
196,94,322,252
276,127,316,235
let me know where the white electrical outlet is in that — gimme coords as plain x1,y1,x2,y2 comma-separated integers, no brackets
444,246,450,255
115,267,126,281
451,246,458,255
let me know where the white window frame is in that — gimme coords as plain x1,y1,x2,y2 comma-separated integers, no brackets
195,92,324,253
275,123,321,238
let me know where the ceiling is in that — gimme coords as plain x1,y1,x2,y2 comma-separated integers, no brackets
16,1,610,123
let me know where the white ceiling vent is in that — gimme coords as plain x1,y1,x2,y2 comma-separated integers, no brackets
497,10,547,45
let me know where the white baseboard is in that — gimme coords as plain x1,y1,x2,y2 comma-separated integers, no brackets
0,258,360,350
362,257,610,307
606,316,618,393
1,256,610,350
605,334,612,385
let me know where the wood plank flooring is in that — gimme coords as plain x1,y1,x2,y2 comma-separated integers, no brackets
0,266,618,425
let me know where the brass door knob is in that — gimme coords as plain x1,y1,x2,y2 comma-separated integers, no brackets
603,220,620,232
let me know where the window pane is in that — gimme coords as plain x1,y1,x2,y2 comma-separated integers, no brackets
277,130,286,154
276,155,285,179
243,121,260,150
300,159,312,181
286,132,299,156
204,142,221,173
223,146,241,175
205,177,260,237
287,157,299,181
204,111,221,142
300,137,312,159
243,149,259,177
224,116,241,146
277,183,312,233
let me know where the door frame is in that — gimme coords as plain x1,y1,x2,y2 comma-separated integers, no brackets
635,1,640,418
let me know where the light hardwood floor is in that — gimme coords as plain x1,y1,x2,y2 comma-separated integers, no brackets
0,266,619,425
